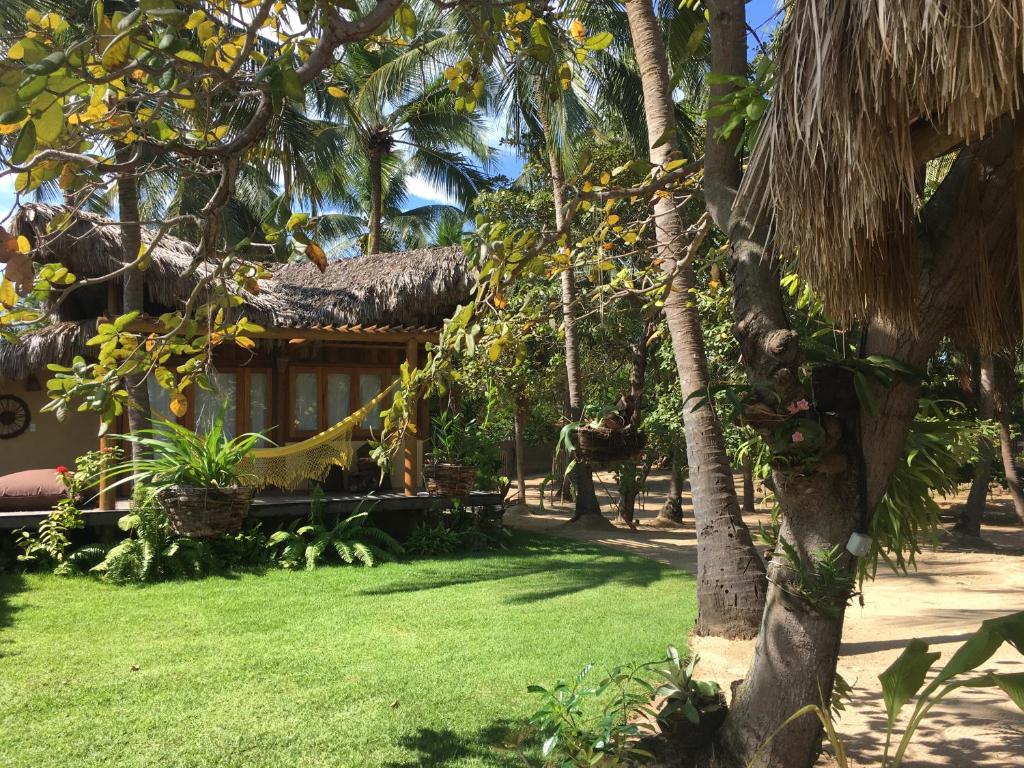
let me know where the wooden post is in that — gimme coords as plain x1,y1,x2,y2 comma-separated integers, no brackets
98,433,116,511
403,339,420,496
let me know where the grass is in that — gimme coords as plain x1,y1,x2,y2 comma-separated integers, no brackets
0,532,696,767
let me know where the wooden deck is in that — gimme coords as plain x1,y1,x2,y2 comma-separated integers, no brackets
0,490,506,530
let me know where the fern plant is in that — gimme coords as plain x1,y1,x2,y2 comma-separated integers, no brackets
91,487,216,584
266,488,403,570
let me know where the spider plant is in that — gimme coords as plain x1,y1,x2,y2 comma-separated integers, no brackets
107,407,267,490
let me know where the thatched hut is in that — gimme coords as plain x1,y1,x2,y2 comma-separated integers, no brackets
0,204,469,491
747,0,1023,351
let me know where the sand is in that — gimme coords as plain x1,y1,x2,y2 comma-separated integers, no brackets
505,472,1024,767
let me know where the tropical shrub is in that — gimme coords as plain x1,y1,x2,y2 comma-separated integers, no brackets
14,449,120,572
404,521,461,557
90,487,217,584
526,649,724,767
266,489,402,570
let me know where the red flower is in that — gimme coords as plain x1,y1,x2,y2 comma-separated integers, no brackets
55,465,70,475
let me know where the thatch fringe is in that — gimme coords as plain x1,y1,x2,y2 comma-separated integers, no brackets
0,320,94,382
15,204,206,310
752,0,1024,346
1,205,469,378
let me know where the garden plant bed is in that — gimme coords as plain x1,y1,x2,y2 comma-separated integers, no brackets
0,532,694,768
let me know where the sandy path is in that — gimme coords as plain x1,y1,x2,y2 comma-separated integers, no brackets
505,472,1024,767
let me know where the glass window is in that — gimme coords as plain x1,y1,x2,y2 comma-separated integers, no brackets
359,373,383,431
249,372,269,435
197,371,237,438
293,372,319,432
147,377,172,422
326,373,352,427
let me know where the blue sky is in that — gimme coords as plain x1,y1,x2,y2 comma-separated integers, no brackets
404,0,783,209
1,2,782,220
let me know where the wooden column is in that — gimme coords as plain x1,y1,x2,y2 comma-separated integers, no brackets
403,339,420,495
98,434,116,511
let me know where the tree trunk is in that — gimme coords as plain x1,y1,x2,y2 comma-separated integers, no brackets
367,147,383,255
116,148,151,459
994,358,1024,523
654,452,686,525
958,354,996,536
540,108,603,524
625,0,766,637
742,460,756,513
514,398,529,507
699,4,1016,755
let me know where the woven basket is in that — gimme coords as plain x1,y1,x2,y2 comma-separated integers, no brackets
157,486,255,537
573,426,647,466
423,462,476,497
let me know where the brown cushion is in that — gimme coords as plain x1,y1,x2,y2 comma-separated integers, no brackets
0,469,69,511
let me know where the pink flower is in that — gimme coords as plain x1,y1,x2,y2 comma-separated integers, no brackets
791,431,805,444
786,399,810,415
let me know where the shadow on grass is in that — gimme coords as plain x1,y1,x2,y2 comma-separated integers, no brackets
383,719,533,768
0,573,27,657
360,533,679,604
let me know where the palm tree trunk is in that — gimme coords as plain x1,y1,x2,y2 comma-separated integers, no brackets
116,147,150,459
539,109,603,523
625,0,765,637
654,452,686,525
958,354,996,536
742,459,756,513
368,147,383,255
994,358,1024,523
514,397,529,506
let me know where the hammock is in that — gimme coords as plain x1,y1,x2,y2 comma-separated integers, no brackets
240,382,397,491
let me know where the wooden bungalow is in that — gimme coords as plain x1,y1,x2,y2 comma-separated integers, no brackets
0,204,472,513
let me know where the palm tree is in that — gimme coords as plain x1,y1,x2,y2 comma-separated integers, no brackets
319,3,491,254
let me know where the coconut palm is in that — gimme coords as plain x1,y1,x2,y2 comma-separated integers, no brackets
318,3,491,254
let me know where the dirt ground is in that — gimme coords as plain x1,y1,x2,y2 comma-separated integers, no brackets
504,471,1024,768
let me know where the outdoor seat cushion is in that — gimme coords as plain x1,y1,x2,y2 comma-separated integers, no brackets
0,469,68,511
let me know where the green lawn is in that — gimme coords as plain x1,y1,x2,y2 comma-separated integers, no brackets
0,533,695,767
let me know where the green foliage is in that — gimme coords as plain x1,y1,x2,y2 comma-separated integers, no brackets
15,503,82,571
91,487,216,585
109,409,266,490
777,540,857,618
265,488,402,569
651,647,723,726
867,399,999,582
527,662,656,768
13,449,119,572
404,521,461,557
753,612,1024,768
426,411,499,470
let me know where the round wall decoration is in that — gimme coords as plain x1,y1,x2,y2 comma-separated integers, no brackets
0,394,30,440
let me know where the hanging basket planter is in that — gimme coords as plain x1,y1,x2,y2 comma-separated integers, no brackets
423,462,477,497
573,426,647,466
157,486,255,537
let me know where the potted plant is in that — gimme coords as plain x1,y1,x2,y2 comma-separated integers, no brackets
559,403,647,467
423,411,487,496
109,409,266,537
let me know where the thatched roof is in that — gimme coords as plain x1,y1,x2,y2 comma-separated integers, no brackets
0,204,468,380
750,1,1023,347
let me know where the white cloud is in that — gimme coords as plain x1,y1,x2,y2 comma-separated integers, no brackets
405,174,460,206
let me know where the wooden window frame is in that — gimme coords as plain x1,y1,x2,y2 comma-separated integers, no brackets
180,367,272,436
287,364,395,441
